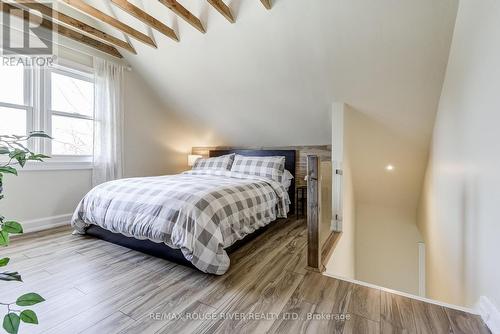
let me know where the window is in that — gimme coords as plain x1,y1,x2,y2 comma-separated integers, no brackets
0,63,29,136
48,69,94,156
0,61,95,169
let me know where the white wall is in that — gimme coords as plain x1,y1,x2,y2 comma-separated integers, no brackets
345,105,426,295
122,70,197,177
326,157,356,279
326,107,356,279
326,106,425,294
0,51,200,230
356,204,422,295
418,0,500,310
0,170,91,224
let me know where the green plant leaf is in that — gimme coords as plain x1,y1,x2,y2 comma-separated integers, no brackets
3,313,20,334
17,158,26,167
28,132,52,139
2,221,23,234
7,150,29,167
9,149,24,159
28,154,50,161
19,310,38,324
0,231,9,246
0,271,22,282
0,167,17,176
16,293,45,306
0,257,9,267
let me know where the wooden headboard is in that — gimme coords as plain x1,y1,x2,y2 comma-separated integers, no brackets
209,149,296,214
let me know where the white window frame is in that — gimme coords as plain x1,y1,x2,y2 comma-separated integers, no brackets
0,64,33,136
44,64,94,161
0,59,95,171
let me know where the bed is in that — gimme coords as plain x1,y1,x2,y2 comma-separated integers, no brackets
71,149,296,275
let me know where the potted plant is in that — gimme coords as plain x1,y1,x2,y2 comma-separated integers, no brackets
1,132,51,334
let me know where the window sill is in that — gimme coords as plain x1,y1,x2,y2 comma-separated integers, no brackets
5,160,93,172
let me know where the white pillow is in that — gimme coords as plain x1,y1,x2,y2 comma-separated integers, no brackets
281,169,294,190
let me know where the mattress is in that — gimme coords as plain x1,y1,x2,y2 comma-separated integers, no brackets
71,169,290,274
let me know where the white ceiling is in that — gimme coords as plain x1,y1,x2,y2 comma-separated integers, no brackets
64,0,459,208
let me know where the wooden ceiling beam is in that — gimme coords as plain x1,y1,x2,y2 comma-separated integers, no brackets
207,0,234,23
0,2,123,58
13,0,136,54
260,0,272,10
61,0,157,48
110,0,178,42
158,0,205,34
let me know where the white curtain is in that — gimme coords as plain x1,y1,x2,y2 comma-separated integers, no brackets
92,57,124,186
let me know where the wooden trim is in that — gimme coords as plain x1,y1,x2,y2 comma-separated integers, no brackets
321,231,341,266
306,155,321,271
110,0,179,42
305,265,324,273
260,0,272,10
13,1,135,54
159,0,206,33
1,2,123,58
207,0,234,23
61,0,157,48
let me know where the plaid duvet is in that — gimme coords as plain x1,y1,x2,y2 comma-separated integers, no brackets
71,169,290,275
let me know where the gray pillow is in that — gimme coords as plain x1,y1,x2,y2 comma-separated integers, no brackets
192,154,235,171
231,154,285,182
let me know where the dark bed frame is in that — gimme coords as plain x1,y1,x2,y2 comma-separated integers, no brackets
209,149,296,213
86,149,296,269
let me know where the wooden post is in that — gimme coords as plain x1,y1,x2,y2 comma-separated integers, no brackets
306,155,322,271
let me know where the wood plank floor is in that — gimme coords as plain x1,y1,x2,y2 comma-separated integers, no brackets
2,217,490,334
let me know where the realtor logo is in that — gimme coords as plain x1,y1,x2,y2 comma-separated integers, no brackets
1,2,53,56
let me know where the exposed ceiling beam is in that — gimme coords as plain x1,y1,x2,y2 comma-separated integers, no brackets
110,0,178,42
207,0,234,23
158,0,205,34
1,2,123,58
260,0,272,10
13,0,136,54
61,0,157,48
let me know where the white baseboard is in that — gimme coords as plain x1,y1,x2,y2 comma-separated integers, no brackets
323,272,478,315
18,213,72,234
477,296,500,334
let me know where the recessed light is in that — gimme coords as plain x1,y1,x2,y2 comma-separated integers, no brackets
386,165,395,171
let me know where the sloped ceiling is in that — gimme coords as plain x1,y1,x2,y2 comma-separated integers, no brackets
63,0,458,208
